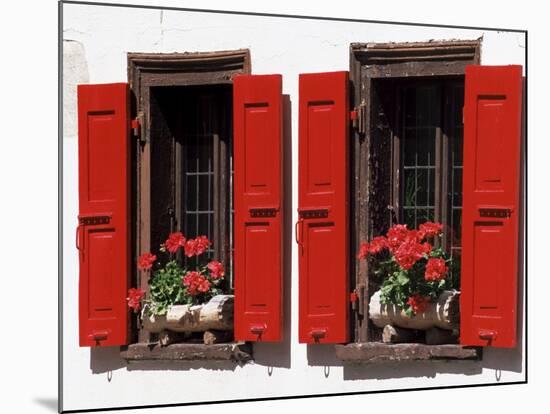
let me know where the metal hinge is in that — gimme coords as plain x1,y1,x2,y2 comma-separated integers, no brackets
351,102,367,136
132,112,145,143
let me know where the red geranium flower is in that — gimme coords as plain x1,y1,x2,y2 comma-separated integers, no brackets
407,294,430,314
207,260,225,279
194,235,211,256
425,257,448,281
421,242,432,255
183,271,211,296
368,236,388,254
127,288,145,312
386,224,409,252
184,239,197,257
165,232,186,254
350,291,358,303
357,242,369,259
137,253,156,271
418,221,443,239
394,238,427,270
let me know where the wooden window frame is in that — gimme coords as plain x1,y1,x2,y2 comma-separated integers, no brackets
348,40,481,344
127,49,251,344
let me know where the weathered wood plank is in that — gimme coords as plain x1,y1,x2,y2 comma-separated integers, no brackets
335,342,481,363
121,342,253,363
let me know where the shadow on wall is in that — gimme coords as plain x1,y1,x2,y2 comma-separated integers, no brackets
251,94,292,369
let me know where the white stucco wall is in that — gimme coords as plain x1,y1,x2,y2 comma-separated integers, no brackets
62,2,526,411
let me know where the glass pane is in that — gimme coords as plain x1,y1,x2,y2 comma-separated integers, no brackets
416,168,428,206
416,128,436,166
403,129,417,166
185,175,197,211
403,169,416,207
403,208,415,229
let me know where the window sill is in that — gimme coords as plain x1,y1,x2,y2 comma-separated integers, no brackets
335,343,482,363
120,342,253,363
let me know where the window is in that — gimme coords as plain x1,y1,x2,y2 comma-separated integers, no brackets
128,50,251,344
348,40,481,345
390,78,464,285
149,85,234,283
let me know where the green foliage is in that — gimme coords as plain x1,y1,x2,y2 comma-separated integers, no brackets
378,246,456,315
146,260,188,316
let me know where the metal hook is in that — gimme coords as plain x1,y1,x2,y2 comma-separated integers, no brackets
268,366,274,376
324,366,330,378
107,370,113,382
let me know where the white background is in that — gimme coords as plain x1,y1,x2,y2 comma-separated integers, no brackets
0,0,547,413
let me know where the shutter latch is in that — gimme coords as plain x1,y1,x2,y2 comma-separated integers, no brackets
132,112,145,143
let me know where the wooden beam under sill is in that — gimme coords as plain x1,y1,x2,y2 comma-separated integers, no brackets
120,342,253,363
335,343,482,363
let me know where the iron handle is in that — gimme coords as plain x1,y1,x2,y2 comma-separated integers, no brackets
88,330,109,342
294,219,302,245
479,329,497,341
310,328,327,342
250,324,266,339
76,224,82,251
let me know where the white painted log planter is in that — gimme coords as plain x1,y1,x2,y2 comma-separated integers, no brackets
142,294,234,333
369,289,459,330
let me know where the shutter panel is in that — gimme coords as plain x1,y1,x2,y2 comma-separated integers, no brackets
298,71,349,344
234,74,283,342
460,65,522,348
77,83,130,347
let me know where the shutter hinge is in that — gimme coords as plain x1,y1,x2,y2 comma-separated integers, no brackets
132,112,145,143
351,102,367,136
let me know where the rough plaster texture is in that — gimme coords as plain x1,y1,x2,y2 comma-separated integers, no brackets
62,3,526,411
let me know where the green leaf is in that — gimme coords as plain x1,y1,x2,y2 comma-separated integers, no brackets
397,272,409,286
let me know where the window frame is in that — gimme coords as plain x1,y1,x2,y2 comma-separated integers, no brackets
127,50,251,344
348,40,481,343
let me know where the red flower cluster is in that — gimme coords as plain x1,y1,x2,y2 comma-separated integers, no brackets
137,253,156,270
407,294,430,314
369,236,389,254
183,271,211,295
418,221,443,240
127,288,145,312
350,291,358,303
357,223,438,270
184,236,211,257
424,257,448,281
207,260,225,279
386,224,410,252
357,242,369,259
394,237,428,270
165,232,186,254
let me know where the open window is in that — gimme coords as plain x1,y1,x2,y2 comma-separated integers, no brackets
295,40,523,361
77,50,284,361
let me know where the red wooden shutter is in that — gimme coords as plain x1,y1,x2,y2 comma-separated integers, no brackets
77,83,130,347
298,71,349,344
460,65,523,348
234,74,283,342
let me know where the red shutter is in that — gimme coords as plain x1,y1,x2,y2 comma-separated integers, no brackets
298,71,349,344
233,74,283,342
77,83,130,347
460,65,523,348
